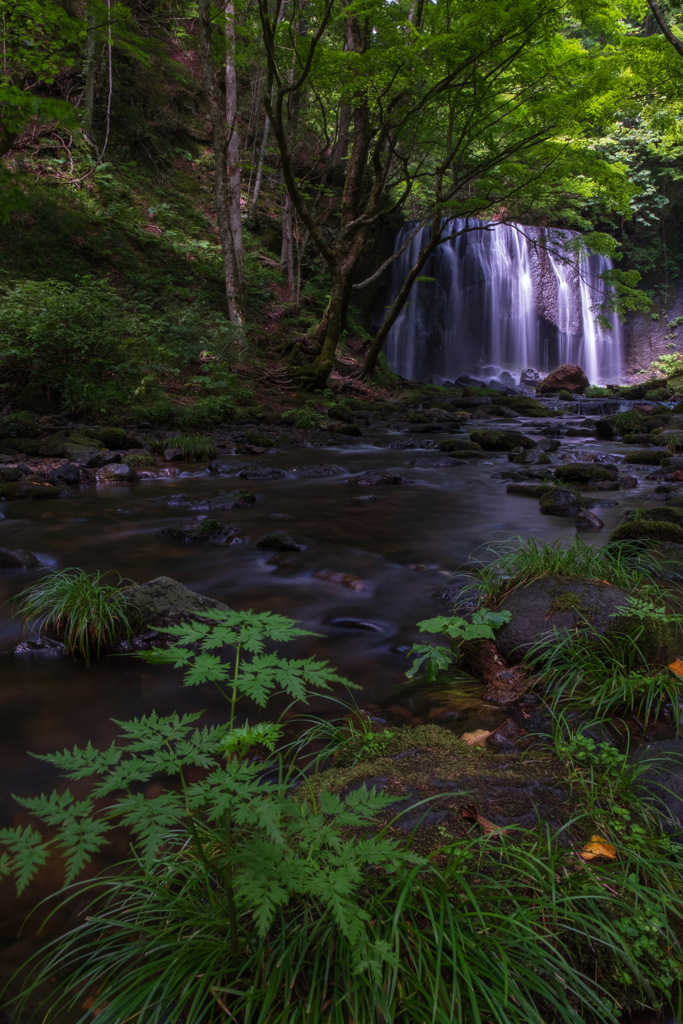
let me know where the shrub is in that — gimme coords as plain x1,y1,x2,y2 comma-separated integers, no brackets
14,568,134,661
0,278,239,418
0,411,38,438
584,385,610,397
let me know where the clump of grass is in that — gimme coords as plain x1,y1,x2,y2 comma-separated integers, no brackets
468,535,664,606
174,433,217,460
15,568,134,661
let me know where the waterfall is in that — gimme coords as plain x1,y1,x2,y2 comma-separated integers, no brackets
383,218,623,385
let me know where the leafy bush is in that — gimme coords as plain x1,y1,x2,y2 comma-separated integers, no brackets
15,568,134,661
0,278,239,418
0,411,38,438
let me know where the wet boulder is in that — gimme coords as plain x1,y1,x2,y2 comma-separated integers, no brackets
0,547,41,569
539,487,587,516
533,438,560,453
120,575,231,630
354,470,407,485
239,464,286,480
536,363,589,394
157,517,241,543
292,464,343,477
575,508,604,530
65,444,111,469
0,466,21,482
623,450,668,466
469,429,535,451
494,577,672,665
508,450,551,465
47,463,81,486
411,457,465,467
207,461,244,476
191,489,256,510
256,531,303,551
96,463,138,483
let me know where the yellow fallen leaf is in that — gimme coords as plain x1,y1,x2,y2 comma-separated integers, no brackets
461,729,491,747
579,836,617,861
669,658,683,678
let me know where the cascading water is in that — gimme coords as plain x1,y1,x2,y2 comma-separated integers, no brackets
383,218,623,385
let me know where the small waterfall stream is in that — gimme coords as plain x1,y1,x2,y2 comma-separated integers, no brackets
383,219,623,385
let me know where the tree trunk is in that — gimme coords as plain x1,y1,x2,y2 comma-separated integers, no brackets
83,1,98,130
197,0,242,326
280,189,294,297
225,0,243,288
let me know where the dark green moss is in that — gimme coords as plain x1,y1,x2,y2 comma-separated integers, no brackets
554,464,617,484
469,429,535,451
83,426,127,449
623,450,668,465
0,437,44,456
438,438,482,452
610,520,683,544
506,483,551,497
548,591,584,615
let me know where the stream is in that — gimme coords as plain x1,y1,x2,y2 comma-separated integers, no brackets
0,411,660,829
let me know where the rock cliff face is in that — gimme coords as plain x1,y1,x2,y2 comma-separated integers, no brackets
622,273,683,384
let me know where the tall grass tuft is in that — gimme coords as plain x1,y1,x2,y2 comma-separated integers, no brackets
467,535,669,606
15,568,133,661
174,433,217,460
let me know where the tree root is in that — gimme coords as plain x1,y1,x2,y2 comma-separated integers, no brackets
463,640,530,704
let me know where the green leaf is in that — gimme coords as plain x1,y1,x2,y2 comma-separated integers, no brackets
0,825,50,894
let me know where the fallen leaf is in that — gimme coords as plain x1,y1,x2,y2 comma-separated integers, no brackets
669,658,683,678
460,804,509,837
578,836,617,861
461,728,492,747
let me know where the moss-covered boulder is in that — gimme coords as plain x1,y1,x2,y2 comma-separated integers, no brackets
610,519,683,544
554,464,618,485
469,429,535,451
494,577,673,666
120,575,231,631
507,483,551,497
623,451,669,466
437,438,482,452
623,507,683,525
539,488,587,516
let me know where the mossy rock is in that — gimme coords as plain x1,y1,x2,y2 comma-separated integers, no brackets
123,451,156,468
437,438,482,452
554,464,618,485
496,577,673,667
506,483,552,497
623,450,668,466
0,482,66,500
539,487,587,516
0,437,44,456
83,426,127,449
623,507,683,525
469,429,535,451
622,432,650,445
610,520,683,544
595,418,615,439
